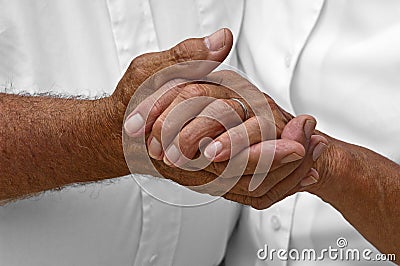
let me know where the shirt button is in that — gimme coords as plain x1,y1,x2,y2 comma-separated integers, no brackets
149,254,158,264
121,44,129,52
284,54,292,68
271,215,281,231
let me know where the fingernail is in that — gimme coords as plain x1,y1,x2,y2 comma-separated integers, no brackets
148,138,162,160
204,141,223,159
163,156,173,166
313,142,328,161
281,153,303,164
304,119,316,140
300,168,319,187
205,28,226,51
124,113,145,135
165,144,181,165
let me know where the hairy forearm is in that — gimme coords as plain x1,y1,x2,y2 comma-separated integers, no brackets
0,93,129,201
311,133,400,258
0,30,232,202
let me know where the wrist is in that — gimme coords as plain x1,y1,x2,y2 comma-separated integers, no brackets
88,96,130,179
307,132,355,202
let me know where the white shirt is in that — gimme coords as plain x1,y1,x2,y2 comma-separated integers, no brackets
0,1,243,265
226,1,398,265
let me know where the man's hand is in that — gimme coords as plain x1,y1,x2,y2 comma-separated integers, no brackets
0,28,232,201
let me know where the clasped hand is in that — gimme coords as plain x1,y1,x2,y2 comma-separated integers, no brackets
125,65,328,209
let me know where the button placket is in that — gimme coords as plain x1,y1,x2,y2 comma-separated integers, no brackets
142,0,158,49
133,181,182,266
287,0,326,114
284,53,292,68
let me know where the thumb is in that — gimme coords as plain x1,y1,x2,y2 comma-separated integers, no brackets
113,28,233,106
281,115,317,149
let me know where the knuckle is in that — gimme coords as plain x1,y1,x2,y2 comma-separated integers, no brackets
170,41,194,63
211,99,228,112
179,117,209,143
220,99,245,125
152,116,165,138
179,84,207,99
129,54,149,75
159,118,176,137
214,98,228,105
251,116,274,141
249,185,267,198
267,97,279,111
250,198,264,210
128,55,142,70
210,162,225,176
242,196,253,207
215,69,237,77
265,187,281,205
251,196,271,210
298,114,316,122
294,115,317,128
202,99,239,128
177,130,193,150
149,97,165,119
207,70,238,86
255,116,273,131
233,123,248,139
204,99,229,115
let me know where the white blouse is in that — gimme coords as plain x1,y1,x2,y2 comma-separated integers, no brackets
226,0,398,265
0,1,243,265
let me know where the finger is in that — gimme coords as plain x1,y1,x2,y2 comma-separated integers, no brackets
287,136,329,194
171,135,325,199
161,98,246,166
206,70,295,139
253,134,327,202
125,78,188,137
205,114,315,163
151,159,220,187
248,115,315,174
202,115,317,195
281,115,316,147
205,139,305,178
222,134,328,209
149,82,236,149
205,70,268,115
204,116,278,162
147,69,273,160
147,85,215,160
147,80,245,161
144,76,244,142
124,28,233,136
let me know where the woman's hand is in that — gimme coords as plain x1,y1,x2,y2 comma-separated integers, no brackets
124,54,400,259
